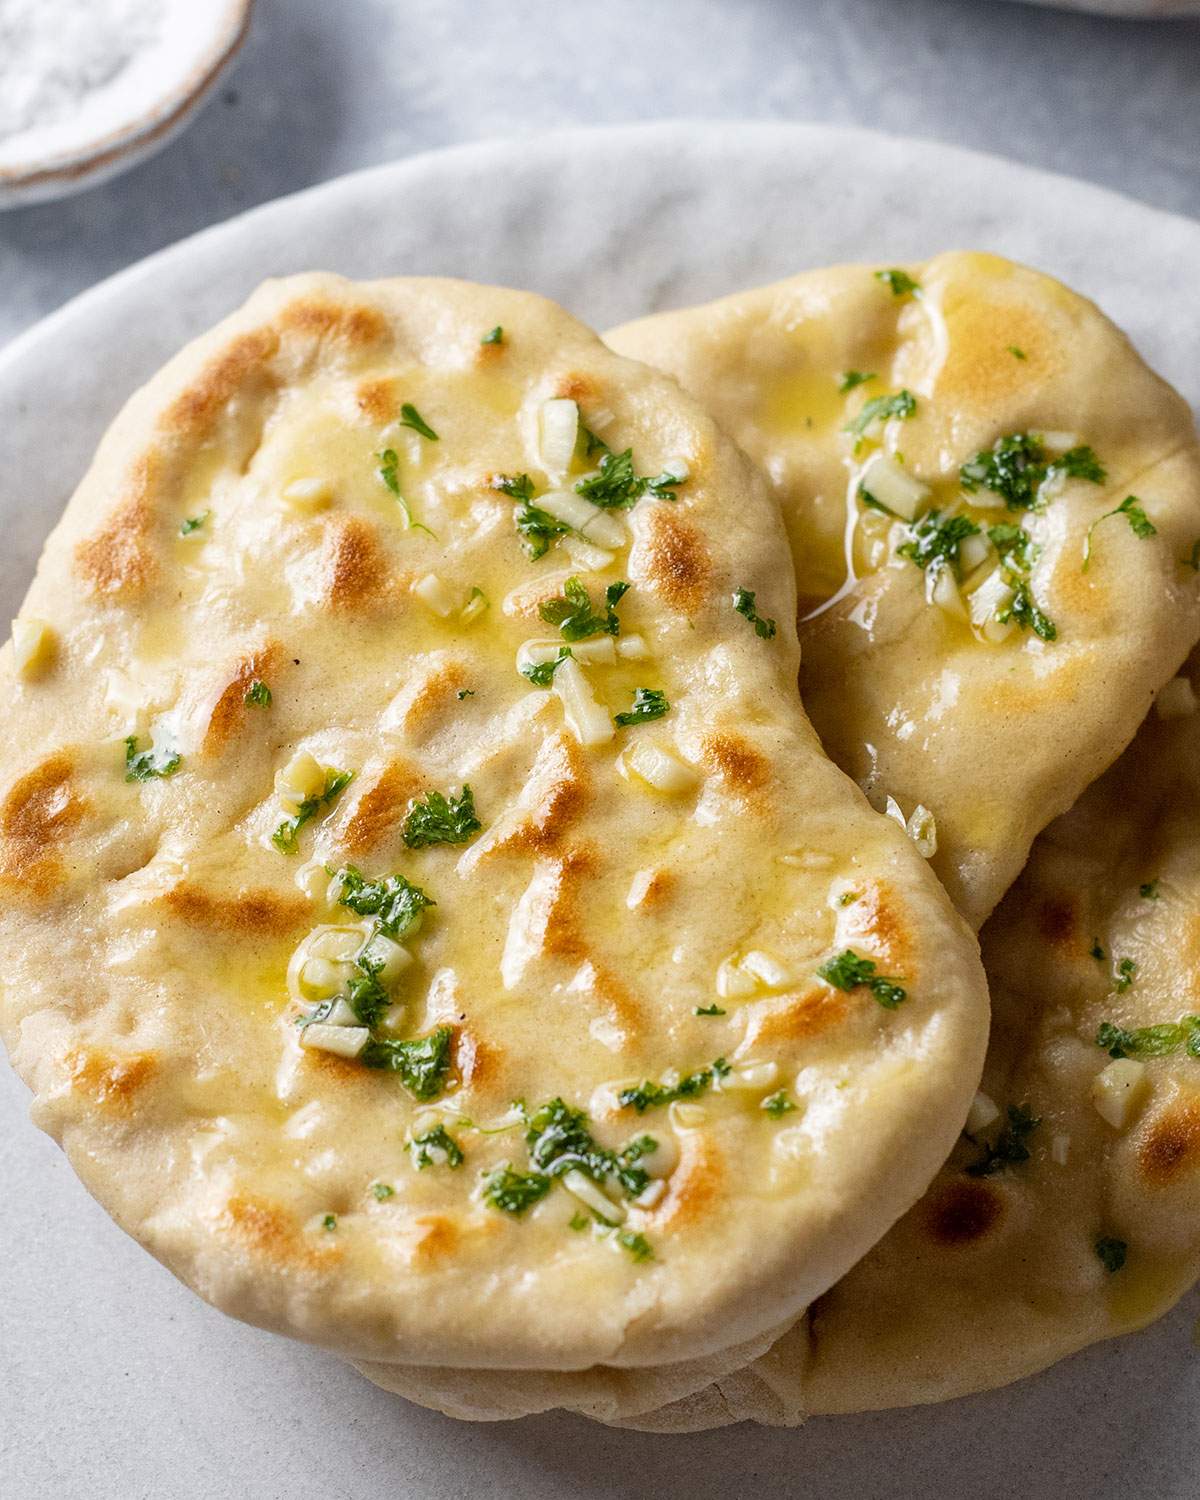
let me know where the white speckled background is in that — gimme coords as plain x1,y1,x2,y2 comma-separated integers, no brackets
3,3,1200,1497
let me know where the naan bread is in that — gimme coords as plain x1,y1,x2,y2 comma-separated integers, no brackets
608,252,1200,928
626,646,1200,1426
0,274,988,1375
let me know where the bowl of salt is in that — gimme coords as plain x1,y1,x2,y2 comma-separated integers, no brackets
0,0,254,209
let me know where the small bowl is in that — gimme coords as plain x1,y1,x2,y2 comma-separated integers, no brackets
0,0,254,211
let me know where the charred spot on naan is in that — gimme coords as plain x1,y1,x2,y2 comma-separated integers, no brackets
319,513,390,611
355,376,398,424
840,878,914,973
159,881,309,938
650,1131,724,1231
741,987,849,1052
74,454,160,597
0,752,87,900
161,328,280,441
1035,893,1078,950
337,760,427,857
383,658,470,740
922,1177,1006,1247
701,731,771,796
932,292,1062,412
223,1193,341,1270
278,297,390,353
199,643,284,755
1137,1096,1200,1188
460,733,590,868
65,1046,157,1117
641,506,713,615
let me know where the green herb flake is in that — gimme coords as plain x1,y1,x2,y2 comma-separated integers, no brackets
732,587,777,640
617,1230,655,1263
988,523,1037,572
1114,957,1136,993
1095,1236,1128,1273
569,1211,590,1231
817,949,907,1009
875,268,920,298
1096,1016,1200,1060
897,511,980,573
1185,540,1200,571
523,1097,657,1199
244,679,272,708
762,1091,797,1118
619,1058,730,1114
844,388,917,438
492,472,569,559
272,767,353,854
1090,939,1107,961
521,646,573,688
575,448,681,510
180,512,208,535
322,1214,337,1231
410,1124,465,1170
539,577,629,641
1082,495,1156,571
960,434,1105,513
482,1164,552,1216
375,447,435,535
330,864,434,939
614,687,670,728
1140,879,1161,900
457,688,475,700
695,1003,726,1017
402,785,482,849
1007,346,1027,361
399,402,438,441
998,579,1057,642
123,735,182,783
372,1182,394,1201
967,1103,1041,1177
361,1024,454,1099
839,370,876,394
481,326,504,345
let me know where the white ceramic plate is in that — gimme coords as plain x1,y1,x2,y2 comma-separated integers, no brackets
2,124,1199,1500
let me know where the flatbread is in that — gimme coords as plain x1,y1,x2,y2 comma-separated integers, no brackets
0,273,988,1374
626,645,1200,1425
608,252,1200,928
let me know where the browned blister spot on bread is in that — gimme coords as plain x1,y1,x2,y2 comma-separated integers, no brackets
643,507,712,615
1138,1097,1200,1187
338,761,426,857
922,1177,1005,1247
384,659,469,739
163,328,280,440
742,987,849,1051
279,298,389,351
460,733,590,870
851,879,914,972
453,1027,500,1093
321,514,388,611
1036,895,1076,949
160,881,309,938
224,1194,340,1270
0,752,86,899
410,1214,461,1265
556,374,598,404
934,294,1062,412
356,376,398,424
74,454,159,596
65,1047,157,1117
651,1131,723,1230
701,731,771,795
200,643,283,754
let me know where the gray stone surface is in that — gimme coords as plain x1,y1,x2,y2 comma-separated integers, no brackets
1,0,1199,350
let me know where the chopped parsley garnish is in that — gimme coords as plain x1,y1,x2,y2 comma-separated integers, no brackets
457,688,475,700
987,522,1037,571
1185,540,1200,571
614,687,670,727
402,785,481,849
481,325,504,345
695,1003,726,1017
342,954,391,1028
399,402,438,440
619,1058,730,1114
1090,939,1107,961
271,767,353,854
960,433,1105,512
897,511,980,573
1114,957,1136,993
492,472,568,559
967,1103,1041,1176
1096,1016,1200,1060
580,424,610,459
361,1024,454,1099
1008,346,1027,361
732,587,777,639
376,447,434,535
844,388,917,438
180,512,208,535
1082,495,1156,571
1140,879,1161,900
617,1230,655,1263
244,679,271,708
123,735,181,783
330,864,434,939
875,268,919,297
524,1098,656,1198
482,1164,552,1216
539,577,629,641
521,647,572,687
817,949,907,1009
1095,1236,1127,1273
998,578,1057,642
410,1124,464,1170
839,370,876,394
569,1210,589,1231
762,1091,797,1118
322,1214,337,1231
372,1182,394,1201
575,448,681,509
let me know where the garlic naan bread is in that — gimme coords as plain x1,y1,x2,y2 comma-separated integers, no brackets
608,253,1200,928
0,274,989,1376
627,647,1200,1426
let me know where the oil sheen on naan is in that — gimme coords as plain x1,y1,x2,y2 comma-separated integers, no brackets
623,648,1200,1427
0,274,989,1376
608,253,1200,929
